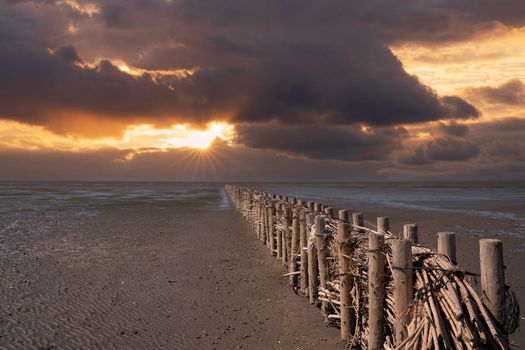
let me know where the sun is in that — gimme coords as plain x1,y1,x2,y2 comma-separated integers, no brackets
158,122,234,150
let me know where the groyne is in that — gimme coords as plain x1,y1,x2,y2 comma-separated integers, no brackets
225,185,520,349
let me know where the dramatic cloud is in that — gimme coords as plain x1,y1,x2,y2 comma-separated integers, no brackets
0,0,525,180
466,79,525,105
438,121,469,138
235,125,406,161
469,117,525,163
400,137,480,165
0,0,482,134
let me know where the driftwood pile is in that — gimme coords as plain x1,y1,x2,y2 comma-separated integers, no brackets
226,185,519,349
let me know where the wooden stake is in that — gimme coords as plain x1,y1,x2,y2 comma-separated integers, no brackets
391,239,413,345
403,224,418,243
324,206,334,219
289,208,300,287
300,210,309,295
480,239,506,330
368,233,385,349
437,232,457,264
377,216,390,235
282,206,290,267
269,204,276,256
352,212,365,233
315,216,329,318
338,209,354,340
276,203,283,261
261,202,267,244
307,213,319,304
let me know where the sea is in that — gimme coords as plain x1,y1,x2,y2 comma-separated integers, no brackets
1,181,524,237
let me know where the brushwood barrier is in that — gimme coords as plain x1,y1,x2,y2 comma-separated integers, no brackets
225,185,520,349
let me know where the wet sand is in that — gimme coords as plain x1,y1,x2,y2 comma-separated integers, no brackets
1,183,523,348
0,195,343,349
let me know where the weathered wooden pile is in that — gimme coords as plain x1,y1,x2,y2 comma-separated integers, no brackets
225,185,520,349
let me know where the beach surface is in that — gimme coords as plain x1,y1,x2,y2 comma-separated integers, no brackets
1,182,524,348
0,183,343,350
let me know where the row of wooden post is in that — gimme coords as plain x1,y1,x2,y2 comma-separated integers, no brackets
226,186,508,348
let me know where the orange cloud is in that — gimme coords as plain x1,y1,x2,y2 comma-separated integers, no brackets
392,26,525,95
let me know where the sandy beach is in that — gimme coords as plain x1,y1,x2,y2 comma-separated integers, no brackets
0,184,342,349
0,182,523,348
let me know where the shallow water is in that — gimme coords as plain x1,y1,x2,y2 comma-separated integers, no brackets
250,181,525,224
1,181,524,234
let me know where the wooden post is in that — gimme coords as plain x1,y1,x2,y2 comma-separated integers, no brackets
314,202,321,212
289,208,300,287
377,216,390,235
299,210,309,295
261,202,267,244
315,217,329,318
391,239,413,345
324,207,334,219
480,239,506,328
282,207,290,267
403,224,418,243
266,204,272,249
307,214,319,304
437,232,456,264
269,204,276,256
368,233,385,349
338,209,354,340
352,212,364,233
276,204,283,261
308,201,314,210
256,202,261,239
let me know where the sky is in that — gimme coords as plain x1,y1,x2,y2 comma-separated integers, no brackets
1,0,524,181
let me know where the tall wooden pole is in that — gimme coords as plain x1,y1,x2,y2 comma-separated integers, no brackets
391,239,413,345
338,209,354,341
269,204,276,256
437,232,456,264
480,239,506,330
307,214,319,304
299,210,309,295
289,208,300,287
324,206,334,219
261,201,267,244
276,203,283,261
282,206,290,267
368,233,385,349
352,212,365,233
403,224,418,244
377,216,390,235
315,217,329,319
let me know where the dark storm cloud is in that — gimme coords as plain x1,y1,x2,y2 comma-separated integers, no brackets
466,79,525,105
400,137,480,165
235,125,406,161
0,43,187,125
469,117,525,162
0,0,483,131
438,121,469,138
